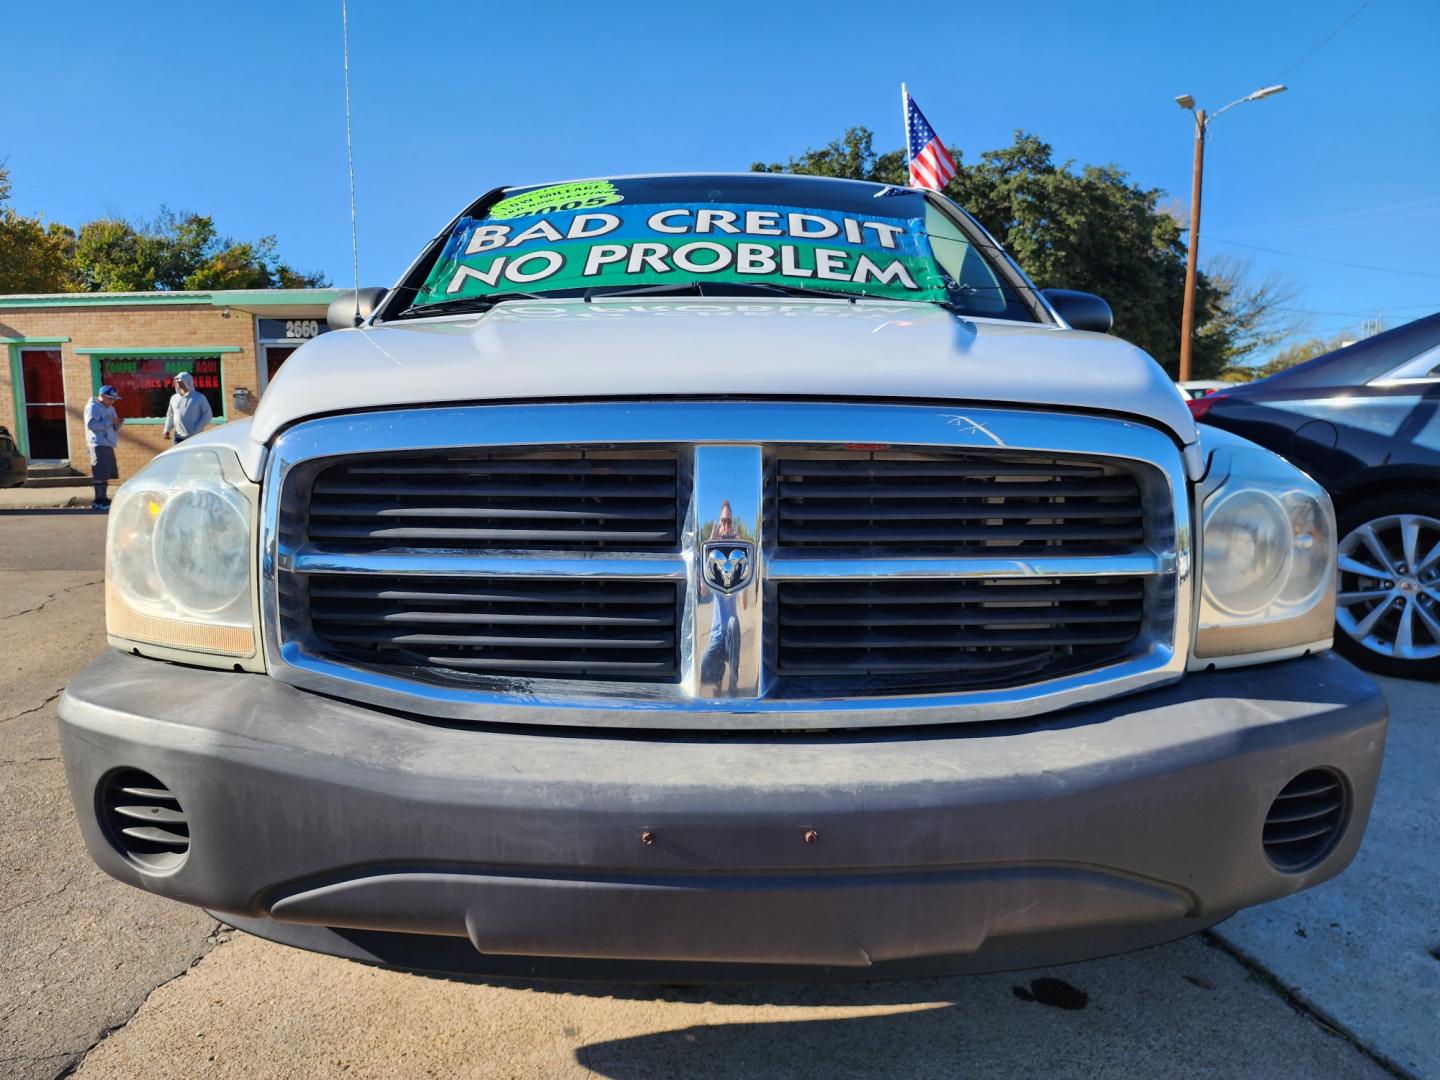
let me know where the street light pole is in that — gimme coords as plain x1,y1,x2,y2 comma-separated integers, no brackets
1173,85,1287,383
1178,108,1206,383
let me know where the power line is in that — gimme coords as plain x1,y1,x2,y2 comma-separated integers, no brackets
1282,0,1376,78
1276,302,1439,316
1219,195,1440,237
1204,235,1440,279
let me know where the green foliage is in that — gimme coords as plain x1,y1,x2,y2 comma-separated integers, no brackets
72,208,326,292
0,165,78,293
1231,331,1353,380
754,128,1294,378
0,164,325,294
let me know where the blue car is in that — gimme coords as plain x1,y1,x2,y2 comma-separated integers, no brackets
1193,312,1440,678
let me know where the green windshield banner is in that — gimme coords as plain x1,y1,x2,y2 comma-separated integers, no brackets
413,199,950,306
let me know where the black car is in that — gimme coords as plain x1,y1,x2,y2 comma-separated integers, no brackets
1193,312,1440,677
0,425,27,489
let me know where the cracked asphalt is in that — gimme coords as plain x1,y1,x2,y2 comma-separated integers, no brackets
1,511,1433,1078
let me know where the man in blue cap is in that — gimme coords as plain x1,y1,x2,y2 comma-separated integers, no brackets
84,385,122,511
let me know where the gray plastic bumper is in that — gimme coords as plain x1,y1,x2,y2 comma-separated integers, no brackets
59,649,1387,981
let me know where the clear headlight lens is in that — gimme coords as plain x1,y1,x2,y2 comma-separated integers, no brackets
1195,441,1336,661
106,448,259,659
1204,489,1294,616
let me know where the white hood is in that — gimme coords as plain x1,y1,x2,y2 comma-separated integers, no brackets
252,298,1196,447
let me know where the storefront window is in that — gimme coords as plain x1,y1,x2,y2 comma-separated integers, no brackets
97,356,225,422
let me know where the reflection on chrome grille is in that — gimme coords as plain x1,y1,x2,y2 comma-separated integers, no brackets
775,452,1143,552
307,575,682,683
307,449,680,550
775,577,1145,694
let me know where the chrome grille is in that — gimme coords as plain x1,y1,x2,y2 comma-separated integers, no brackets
307,575,681,683
775,452,1143,552
774,577,1145,693
264,402,1190,730
307,449,681,550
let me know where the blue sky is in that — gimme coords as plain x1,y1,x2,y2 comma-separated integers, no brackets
5,0,1437,360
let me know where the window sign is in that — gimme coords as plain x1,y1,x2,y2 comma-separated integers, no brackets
98,356,225,422
257,318,328,342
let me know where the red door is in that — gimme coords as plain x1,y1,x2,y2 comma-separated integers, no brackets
20,349,68,460
265,345,297,384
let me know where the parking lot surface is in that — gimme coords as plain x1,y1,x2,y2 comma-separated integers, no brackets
1,510,1431,1078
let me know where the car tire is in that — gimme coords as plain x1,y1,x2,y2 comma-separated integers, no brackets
1333,494,1440,679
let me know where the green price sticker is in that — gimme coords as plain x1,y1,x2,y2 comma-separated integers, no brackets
490,181,625,220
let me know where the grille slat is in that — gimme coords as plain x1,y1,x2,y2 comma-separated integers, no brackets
779,604,1142,627
775,576,1145,694
776,523,1145,544
308,583,676,606
310,503,676,520
412,655,677,674
776,452,1143,554
112,804,188,825
308,524,676,544
320,631,676,649
342,459,680,476
310,607,674,627
100,770,189,871
307,574,681,684
781,501,1143,520
1263,770,1347,872
308,449,680,551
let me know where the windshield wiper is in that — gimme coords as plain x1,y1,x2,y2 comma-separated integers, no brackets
392,291,550,320
582,281,856,303
582,282,703,302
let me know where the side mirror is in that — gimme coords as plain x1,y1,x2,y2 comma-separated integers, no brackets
327,287,389,330
1041,289,1113,334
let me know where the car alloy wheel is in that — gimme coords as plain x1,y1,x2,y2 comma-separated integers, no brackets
1335,512,1440,663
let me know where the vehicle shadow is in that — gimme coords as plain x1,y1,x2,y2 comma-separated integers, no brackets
558,933,1367,1079
0,507,95,516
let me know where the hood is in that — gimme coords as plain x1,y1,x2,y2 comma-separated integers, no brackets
251,298,1196,447
174,371,195,393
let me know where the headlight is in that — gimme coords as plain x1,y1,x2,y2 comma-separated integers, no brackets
1194,440,1335,663
106,447,261,665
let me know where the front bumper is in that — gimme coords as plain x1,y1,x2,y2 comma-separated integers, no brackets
60,650,1386,981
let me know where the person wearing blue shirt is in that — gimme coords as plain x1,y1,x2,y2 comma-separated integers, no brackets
82,386,122,511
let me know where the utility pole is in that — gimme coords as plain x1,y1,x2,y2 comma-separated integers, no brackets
1173,85,1287,383
1178,109,1205,383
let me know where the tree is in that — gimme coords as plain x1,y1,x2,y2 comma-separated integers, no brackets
0,164,78,293
1195,255,1305,373
754,128,1290,379
1233,331,1353,380
72,208,327,292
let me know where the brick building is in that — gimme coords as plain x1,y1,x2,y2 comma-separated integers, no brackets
0,288,342,479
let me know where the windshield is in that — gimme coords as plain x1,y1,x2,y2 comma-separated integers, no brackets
400,175,1038,321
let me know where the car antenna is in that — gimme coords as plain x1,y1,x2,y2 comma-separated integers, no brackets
341,0,362,327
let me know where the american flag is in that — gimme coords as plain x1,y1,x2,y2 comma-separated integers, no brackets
904,89,957,191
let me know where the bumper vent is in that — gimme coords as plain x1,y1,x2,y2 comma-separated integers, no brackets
1263,769,1347,873
308,575,683,683
775,576,1145,693
307,449,681,550
99,769,189,871
775,452,1143,553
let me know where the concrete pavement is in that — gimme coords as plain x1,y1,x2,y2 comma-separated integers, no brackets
1,509,1430,1078
0,511,216,1080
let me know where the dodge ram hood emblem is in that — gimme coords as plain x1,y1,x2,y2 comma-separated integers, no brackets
704,541,754,593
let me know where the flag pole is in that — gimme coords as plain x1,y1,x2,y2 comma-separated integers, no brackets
900,83,910,173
